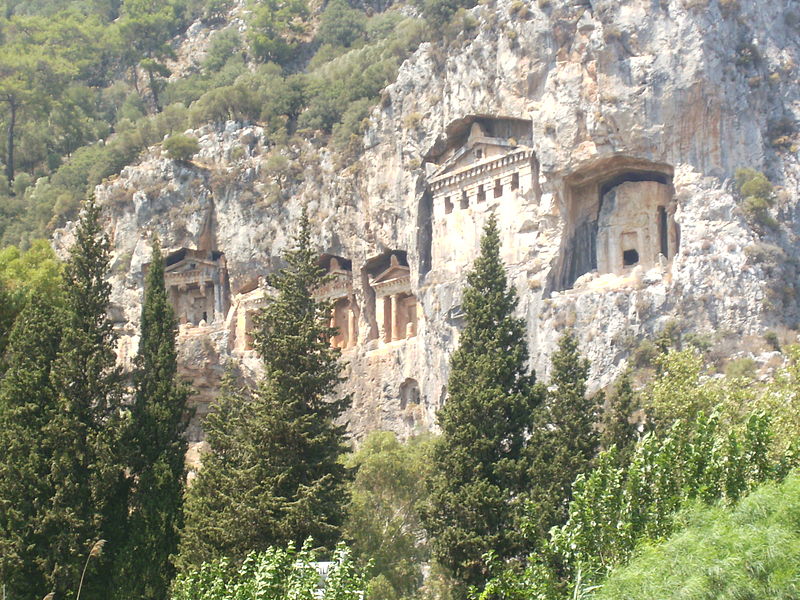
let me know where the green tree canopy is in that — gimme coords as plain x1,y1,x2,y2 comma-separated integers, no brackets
44,198,126,598
525,331,599,539
0,293,64,599
345,431,433,599
114,237,191,600
422,215,542,590
596,471,800,600
179,209,352,569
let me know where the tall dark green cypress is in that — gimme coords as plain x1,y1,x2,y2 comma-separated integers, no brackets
178,209,351,568
422,215,542,589
44,198,127,599
526,331,599,540
0,293,64,600
600,370,639,464
114,237,190,600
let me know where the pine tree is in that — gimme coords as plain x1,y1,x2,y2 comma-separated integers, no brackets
114,237,190,600
600,370,639,464
0,293,64,600
422,215,542,589
43,198,127,599
178,209,352,568
526,331,599,540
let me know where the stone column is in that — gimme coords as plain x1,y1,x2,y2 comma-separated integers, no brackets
214,282,225,318
213,282,221,320
391,294,401,341
378,295,389,343
347,308,357,348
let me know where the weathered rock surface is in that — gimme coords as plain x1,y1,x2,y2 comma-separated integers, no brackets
83,0,800,446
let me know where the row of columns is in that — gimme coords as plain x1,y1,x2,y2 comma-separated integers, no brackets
378,293,416,344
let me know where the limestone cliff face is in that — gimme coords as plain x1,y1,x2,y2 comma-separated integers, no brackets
88,0,800,446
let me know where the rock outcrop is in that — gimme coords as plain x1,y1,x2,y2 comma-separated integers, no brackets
86,0,800,448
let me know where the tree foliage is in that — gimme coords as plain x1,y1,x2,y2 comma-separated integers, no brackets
596,472,800,600
344,432,433,599
524,331,599,540
0,294,64,599
114,237,191,600
44,198,126,599
179,210,352,569
171,540,368,600
600,370,639,464
317,0,367,48
422,216,542,589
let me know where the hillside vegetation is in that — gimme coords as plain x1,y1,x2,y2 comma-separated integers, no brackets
0,0,478,247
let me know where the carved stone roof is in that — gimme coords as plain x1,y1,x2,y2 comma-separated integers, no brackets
429,148,534,193
372,255,410,285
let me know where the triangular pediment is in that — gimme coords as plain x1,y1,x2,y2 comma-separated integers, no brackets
373,264,410,284
431,139,517,179
166,258,216,273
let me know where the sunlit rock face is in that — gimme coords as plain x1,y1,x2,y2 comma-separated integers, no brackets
83,0,800,449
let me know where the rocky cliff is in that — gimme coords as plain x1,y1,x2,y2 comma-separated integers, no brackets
79,0,800,449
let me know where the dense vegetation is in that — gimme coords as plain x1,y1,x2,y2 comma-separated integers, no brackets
0,200,189,599
177,210,352,569
0,202,799,599
596,473,800,600
0,0,449,248
0,2,799,598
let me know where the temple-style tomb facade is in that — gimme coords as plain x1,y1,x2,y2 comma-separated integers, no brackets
163,248,230,325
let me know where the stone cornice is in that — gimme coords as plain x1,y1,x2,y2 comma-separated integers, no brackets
429,149,533,193
373,276,411,297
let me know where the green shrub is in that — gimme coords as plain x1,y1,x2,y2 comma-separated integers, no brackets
344,432,433,599
204,28,242,72
596,472,800,600
163,134,200,162
317,0,367,48
724,357,757,379
735,168,776,230
171,540,368,600
764,330,781,352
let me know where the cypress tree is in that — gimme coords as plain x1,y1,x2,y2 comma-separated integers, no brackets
526,331,599,540
422,215,542,589
600,370,639,464
114,237,190,600
43,198,127,598
179,209,352,568
0,293,64,599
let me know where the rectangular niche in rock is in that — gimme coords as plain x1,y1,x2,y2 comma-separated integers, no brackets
553,157,679,292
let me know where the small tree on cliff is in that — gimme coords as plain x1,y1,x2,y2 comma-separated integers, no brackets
178,209,352,569
421,215,542,590
114,237,191,600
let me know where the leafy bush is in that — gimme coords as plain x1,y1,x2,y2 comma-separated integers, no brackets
247,0,310,65
204,28,243,72
344,432,433,599
317,0,367,48
735,167,776,229
163,133,200,162
171,541,368,600
299,17,425,135
595,472,800,600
